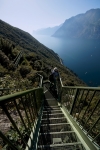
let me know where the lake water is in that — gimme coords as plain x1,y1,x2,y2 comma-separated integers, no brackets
33,34,100,87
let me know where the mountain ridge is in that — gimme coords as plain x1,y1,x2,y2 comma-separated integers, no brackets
52,8,100,39
0,19,86,90
33,24,62,36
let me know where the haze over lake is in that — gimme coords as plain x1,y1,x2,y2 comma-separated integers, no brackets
33,34,100,87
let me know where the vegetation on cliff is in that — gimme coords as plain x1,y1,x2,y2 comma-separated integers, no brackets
0,20,86,95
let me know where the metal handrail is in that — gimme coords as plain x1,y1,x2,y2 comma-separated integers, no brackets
0,74,44,150
36,73,43,87
13,51,23,67
0,87,43,149
58,77,100,149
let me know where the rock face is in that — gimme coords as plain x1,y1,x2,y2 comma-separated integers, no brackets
52,9,100,39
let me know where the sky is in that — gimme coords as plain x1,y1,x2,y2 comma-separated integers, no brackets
0,0,100,34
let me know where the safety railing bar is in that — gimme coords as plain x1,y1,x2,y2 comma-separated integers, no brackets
40,75,43,87
13,51,23,67
21,96,32,132
69,88,72,97
59,77,63,87
1,104,30,148
59,75,100,90
0,131,18,150
31,92,38,117
72,89,74,96
73,89,81,112
92,132,100,142
87,116,100,135
76,91,86,120
82,98,100,130
72,89,74,95
25,94,33,124
59,77,100,148
76,90,85,120
62,86,100,90
28,93,36,122
61,105,97,150
0,87,42,103
27,93,34,122
14,99,28,131
79,90,84,104
13,51,22,63
78,90,90,124
30,93,37,119
70,88,78,115
80,90,96,123
36,73,43,87
33,92,38,116
32,102,44,150
68,88,71,97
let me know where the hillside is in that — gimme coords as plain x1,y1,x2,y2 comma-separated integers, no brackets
0,20,86,93
52,9,100,39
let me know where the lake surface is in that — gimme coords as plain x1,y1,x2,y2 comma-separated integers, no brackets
33,34,100,87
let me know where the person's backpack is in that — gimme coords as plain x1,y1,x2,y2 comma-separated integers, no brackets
49,73,54,82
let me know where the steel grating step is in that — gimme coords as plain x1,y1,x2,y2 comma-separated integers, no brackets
40,123,71,132
42,113,64,119
41,117,67,124
43,107,60,110
44,106,59,108
44,104,59,106
43,109,62,114
38,131,79,146
38,142,85,150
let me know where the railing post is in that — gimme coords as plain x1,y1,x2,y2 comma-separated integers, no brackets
1,104,29,148
0,131,18,150
70,88,79,115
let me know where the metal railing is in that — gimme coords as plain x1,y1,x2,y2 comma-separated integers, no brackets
58,78,100,149
0,74,43,150
36,73,43,88
13,51,23,68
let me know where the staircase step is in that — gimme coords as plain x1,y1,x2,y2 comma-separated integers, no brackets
42,113,64,119
43,108,60,111
38,142,84,150
43,110,62,114
40,123,71,132
41,117,67,124
44,106,59,108
38,132,79,146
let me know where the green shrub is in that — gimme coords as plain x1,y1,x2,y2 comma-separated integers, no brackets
19,66,31,77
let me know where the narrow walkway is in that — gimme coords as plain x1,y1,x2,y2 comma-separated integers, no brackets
37,85,85,150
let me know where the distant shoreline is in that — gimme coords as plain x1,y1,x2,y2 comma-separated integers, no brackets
57,54,63,65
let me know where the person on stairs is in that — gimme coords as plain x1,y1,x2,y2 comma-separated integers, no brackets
49,67,59,91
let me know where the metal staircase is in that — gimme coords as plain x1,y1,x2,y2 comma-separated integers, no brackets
0,75,100,150
37,85,85,150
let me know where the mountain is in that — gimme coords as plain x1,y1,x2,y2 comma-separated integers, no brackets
0,20,59,61
52,9,100,39
33,24,62,36
0,19,86,92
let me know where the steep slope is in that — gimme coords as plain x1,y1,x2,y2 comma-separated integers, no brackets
0,20,59,61
52,9,100,39
0,20,86,93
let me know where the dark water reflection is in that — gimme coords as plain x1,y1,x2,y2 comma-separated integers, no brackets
33,34,100,86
